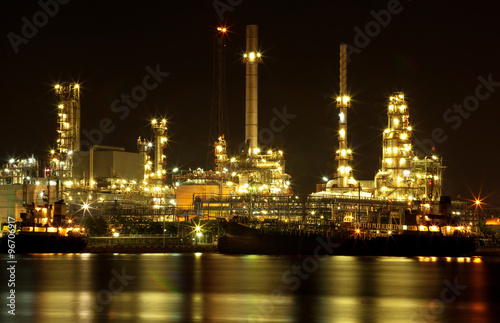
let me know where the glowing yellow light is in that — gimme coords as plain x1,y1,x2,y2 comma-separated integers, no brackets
339,129,345,138
74,84,79,89
55,84,60,89
249,52,256,60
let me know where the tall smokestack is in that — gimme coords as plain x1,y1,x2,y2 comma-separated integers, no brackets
243,24,261,155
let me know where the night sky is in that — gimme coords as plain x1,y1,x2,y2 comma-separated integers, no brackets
1,0,499,204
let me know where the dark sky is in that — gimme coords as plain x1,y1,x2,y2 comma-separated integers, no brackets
1,0,499,204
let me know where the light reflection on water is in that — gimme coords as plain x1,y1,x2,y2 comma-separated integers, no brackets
1,254,499,322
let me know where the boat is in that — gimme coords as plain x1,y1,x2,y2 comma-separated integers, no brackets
0,226,88,254
0,200,88,254
217,217,477,257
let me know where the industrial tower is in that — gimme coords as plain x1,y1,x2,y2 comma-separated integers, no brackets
242,24,262,155
52,82,80,178
374,92,445,201
151,118,167,182
209,26,230,171
334,44,354,188
380,93,413,192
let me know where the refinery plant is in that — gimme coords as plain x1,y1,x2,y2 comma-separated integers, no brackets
0,24,482,241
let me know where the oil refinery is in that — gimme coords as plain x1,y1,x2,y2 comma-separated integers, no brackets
0,24,486,245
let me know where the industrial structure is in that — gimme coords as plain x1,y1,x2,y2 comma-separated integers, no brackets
373,93,445,201
333,44,355,189
209,26,230,170
50,83,81,178
0,24,484,242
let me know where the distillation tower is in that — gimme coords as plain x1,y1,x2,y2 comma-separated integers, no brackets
374,92,445,201
51,82,80,178
151,118,167,182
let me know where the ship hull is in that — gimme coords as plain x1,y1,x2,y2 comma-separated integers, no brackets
0,233,88,254
218,223,476,257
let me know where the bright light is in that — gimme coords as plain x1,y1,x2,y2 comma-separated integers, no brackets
55,84,60,89
173,167,179,173
74,84,79,89
196,232,202,237
195,226,201,232
339,112,345,123
113,232,120,237
249,52,255,61
322,177,328,182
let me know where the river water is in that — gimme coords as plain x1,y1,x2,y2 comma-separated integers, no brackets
1,253,499,322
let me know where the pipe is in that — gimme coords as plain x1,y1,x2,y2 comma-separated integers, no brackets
89,145,125,188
